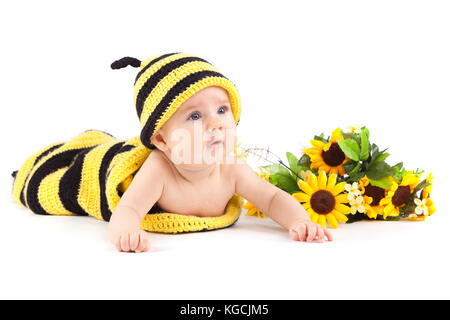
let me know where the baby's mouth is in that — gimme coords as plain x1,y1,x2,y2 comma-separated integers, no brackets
208,140,223,147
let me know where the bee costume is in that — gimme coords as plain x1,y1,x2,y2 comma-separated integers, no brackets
11,53,244,233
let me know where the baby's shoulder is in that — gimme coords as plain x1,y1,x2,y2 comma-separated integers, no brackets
140,149,171,173
221,155,248,178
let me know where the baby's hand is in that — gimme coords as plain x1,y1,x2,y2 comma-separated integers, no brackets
109,228,150,253
288,219,333,243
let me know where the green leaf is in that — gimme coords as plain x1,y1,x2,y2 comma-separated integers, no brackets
360,127,370,161
272,173,300,193
261,164,291,177
412,180,431,195
366,161,394,180
392,163,406,181
286,152,300,178
337,139,360,161
393,162,403,170
313,134,328,143
375,153,389,162
369,143,379,164
368,176,391,189
362,126,370,139
297,154,311,168
269,174,279,186
343,160,358,174
348,162,361,176
347,172,365,183
341,132,355,140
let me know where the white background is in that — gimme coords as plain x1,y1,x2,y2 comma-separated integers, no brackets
0,0,448,299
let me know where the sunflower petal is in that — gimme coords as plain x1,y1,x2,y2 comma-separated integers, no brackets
327,173,337,189
309,154,323,161
330,128,344,142
319,166,330,174
317,170,326,189
332,209,349,223
331,181,346,196
318,214,327,228
310,161,321,169
292,192,310,203
329,167,338,175
335,194,349,204
336,203,352,215
310,140,325,148
338,164,346,176
297,180,314,195
305,148,321,155
307,173,318,190
326,213,339,229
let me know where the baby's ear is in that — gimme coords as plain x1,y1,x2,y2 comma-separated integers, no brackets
150,132,169,152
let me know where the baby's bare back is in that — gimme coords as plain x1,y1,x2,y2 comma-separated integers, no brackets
143,149,237,217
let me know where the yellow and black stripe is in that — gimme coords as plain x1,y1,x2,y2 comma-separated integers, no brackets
11,130,243,233
112,52,242,149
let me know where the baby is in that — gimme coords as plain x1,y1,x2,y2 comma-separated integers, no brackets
107,54,332,252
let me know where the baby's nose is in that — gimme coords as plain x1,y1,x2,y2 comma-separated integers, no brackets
207,117,223,132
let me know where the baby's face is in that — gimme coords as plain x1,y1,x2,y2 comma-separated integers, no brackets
151,86,237,165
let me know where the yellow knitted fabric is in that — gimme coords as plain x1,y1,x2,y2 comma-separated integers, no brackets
12,130,243,233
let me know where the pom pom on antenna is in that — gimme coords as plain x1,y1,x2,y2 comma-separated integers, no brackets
111,57,141,70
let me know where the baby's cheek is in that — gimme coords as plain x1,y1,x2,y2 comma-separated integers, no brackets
224,126,237,152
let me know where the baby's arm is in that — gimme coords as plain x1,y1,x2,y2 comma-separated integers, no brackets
233,160,332,242
108,151,164,252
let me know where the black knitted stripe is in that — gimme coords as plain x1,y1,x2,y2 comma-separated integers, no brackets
134,52,179,85
140,70,226,149
135,56,209,119
99,143,135,221
35,143,65,165
26,148,91,215
58,147,97,216
20,143,64,207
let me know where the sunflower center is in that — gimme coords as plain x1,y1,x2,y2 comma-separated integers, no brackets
310,190,335,214
322,143,346,167
364,185,385,206
392,185,411,206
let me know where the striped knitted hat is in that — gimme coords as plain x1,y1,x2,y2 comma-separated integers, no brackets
111,53,242,149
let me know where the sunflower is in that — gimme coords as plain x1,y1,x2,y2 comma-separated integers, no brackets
292,170,351,228
380,172,421,218
304,128,349,176
243,167,270,219
357,176,387,219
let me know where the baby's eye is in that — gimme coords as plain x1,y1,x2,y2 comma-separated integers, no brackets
218,106,228,114
188,112,201,121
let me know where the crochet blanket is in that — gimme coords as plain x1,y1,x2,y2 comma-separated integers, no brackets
11,130,243,233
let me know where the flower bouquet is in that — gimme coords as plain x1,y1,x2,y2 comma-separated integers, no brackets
240,126,435,229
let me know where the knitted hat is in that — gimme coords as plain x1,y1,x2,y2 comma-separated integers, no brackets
111,53,242,149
